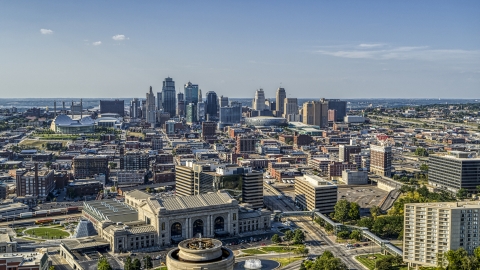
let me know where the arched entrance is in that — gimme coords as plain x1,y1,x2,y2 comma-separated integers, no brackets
171,222,182,239
193,219,203,237
214,216,225,232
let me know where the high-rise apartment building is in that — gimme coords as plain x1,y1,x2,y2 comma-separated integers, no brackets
151,137,163,150
276,88,286,115
369,145,392,177
428,152,480,193
252,89,266,111
146,86,157,125
162,77,176,117
100,100,125,116
403,202,480,268
242,171,263,209
184,82,199,105
206,91,218,118
294,174,337,213
302,101,328,127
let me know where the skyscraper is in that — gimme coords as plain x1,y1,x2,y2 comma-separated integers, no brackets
252,89,266,111
276,87,286,115
157,92,162,110
219,102,242,129
130,98,141,118
198,89,203,103
206,91,218,118
302,100,328,127
323,99,347,122
146,86,156,125
186,103,197,124
184,82,199,105
219,95,229,107
197,101,206,122
177,92,185,117
284,98,298,117
162,77,176,117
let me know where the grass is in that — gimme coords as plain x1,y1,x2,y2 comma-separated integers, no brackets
242,249,267,255
18,140,49,149
356,254,407,270
24,227,69,239
262,246,297,253
272,256,304,267
22,237,46,242
36,134,79,140
127,131,145,139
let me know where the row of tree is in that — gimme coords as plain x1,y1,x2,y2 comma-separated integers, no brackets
300,250,348,270
97,255,153,270
271,229,306,245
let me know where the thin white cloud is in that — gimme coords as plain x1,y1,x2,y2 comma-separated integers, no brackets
112,34,128,41
359,43,384,48
315,44,480,61
40,29,53,35
92,41,102,46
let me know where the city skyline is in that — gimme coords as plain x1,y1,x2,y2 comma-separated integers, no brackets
0,1,479,98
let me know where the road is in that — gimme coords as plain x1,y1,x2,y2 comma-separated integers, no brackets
0,213,82,226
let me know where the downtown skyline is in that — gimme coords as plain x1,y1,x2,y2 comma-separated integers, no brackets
0,1,479,99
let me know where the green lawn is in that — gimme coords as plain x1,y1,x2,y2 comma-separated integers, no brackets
242,249,267,255
24,227,69,239
262,246,297,253
356,254,407,270
273,256,304,267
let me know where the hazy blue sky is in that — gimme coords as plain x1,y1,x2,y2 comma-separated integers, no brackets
1,1,479,98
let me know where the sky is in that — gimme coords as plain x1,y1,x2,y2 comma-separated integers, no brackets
0,1,479,99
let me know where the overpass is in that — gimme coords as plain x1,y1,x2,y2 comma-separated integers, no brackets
276,210,403,257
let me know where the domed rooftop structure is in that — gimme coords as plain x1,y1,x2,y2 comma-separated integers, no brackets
50,114,95,134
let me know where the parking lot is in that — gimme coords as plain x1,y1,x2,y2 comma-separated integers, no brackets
338,186,388,209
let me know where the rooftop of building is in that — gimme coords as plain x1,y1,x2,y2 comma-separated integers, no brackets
23,170,52,177
0,251,47,266
104,221,157,235
406,201,480,209
433,151,480,160
83,199,138,223
295,174,336,188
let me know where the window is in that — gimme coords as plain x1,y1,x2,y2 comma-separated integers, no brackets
233,213,237,221
161,222,165,230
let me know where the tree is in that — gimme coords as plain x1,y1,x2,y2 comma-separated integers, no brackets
350,230,362,241
370,205,382,219
144,256,153,269
357,217,374,229
311,250,348,270
420,163,429,172
456,188,468,200
97,257,112,270
415,147,428,157
108,162,117,169
337,231,350,239
271,234,281,244
294,246,309,256
145,187,152,193
348,202,360,221
284,230,294,242
293,229,305,244
49,266,55,270
132,258,141,270
334,200,350,223
124,256,132,270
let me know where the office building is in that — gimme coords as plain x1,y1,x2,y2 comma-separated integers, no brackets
15,164,54,198
100,100,124,116
320,99,347,122
206,91,218,118
276,87,286,115
242,171,263,209
342,169,368,185
197,102,206,122
151,137,163,150
186,103,197,124
370,145,392,177
219,95,229,107
302,100,328,127
339,145,362,163
219,103,242,128
120,151,150,171
130,98,141,118
403,202,480,268
73,155,109,179
428,152,480,193
146,86,156,125
162,77,176,117
202,121,217,138
252,89,266,111
175,165,195,196
177,92,185,116
184,82,199,105
294,174,337,213
236,135,256,154
157,92,162,111
198,89,203,102
284,98,298,117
